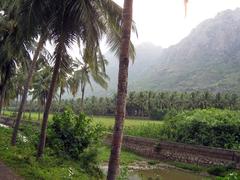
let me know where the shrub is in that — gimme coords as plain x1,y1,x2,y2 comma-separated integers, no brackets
207,166,229,176
149,109,167,120
47,109,104,160
20,125,40,147
161,109,240,149
216,172,240,180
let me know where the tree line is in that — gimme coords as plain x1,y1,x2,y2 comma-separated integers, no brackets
8,90,239,120
67,91,240,119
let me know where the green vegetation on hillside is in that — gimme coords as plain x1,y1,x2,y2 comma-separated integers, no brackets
78,9,240,96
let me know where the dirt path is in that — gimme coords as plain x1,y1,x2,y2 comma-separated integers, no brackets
0,161,23,180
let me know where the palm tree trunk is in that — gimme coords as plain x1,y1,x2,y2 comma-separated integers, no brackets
37,42,63,159
80,87,85,112
15,94,19,113
28,100,33,120
58,89,62,112
38,102,41,122
107,0,133,179
0,86,6,117
11,34,46,146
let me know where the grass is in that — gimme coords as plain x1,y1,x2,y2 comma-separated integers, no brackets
2,110,53,122
99,146,143,165
93,116,164,138
3,111,164,139
93,116,163,129
171,162,205,172
0,126,91,179
0,126,143,179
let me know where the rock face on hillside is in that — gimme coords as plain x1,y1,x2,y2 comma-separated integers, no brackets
65,8,240,98
139,9,240,93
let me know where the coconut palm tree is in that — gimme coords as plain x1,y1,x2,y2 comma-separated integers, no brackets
11,33,47,145
10,0,50,146
107,1,188,178
0,14,31,117
57,55,76,111
12,71,25,112
31,66,52,118
107,0,134,179
36,0,136,158
69,50,109,112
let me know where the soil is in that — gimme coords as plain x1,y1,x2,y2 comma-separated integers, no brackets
0,161,23,180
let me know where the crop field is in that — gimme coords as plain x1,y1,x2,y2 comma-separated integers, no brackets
92,116,163,128
93,116,163,138
2,111,164,139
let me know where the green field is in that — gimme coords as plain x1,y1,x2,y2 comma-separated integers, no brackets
2,111,53,122
2,111,164,139
92,116,163,128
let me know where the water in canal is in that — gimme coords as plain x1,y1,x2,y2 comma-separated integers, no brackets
102,165,209,180
128,168,206,180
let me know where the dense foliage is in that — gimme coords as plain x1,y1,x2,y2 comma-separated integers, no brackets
8,90,240,120
33,91,240,120
47,110,104,161
162,109,240,149
0,124,143,179
217,172,240,180
0,126,94,179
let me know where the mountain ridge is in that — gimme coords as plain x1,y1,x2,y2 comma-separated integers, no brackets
64,8,240,98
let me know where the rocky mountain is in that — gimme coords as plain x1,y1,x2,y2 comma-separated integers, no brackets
66,8,240,98
139,9,240,93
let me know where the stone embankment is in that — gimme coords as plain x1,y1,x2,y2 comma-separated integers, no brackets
105,134,240,169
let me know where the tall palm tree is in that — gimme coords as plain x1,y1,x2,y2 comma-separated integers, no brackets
12,71,25,112
11,34,47,145
57,55,76,111
107,1,188,178
107,0,134,179
0,15,30,117
36,0,135,158
0,60,16,115
70,52,109,112
31,66,52,115
10,0,50,146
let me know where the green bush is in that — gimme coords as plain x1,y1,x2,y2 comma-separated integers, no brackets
216,172,240,180
149,109,167,120
161,109,240,149
20,125,40,147
207,166,230,177
0,126,94,179
47,109,104,160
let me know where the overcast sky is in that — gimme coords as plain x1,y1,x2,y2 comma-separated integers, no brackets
113,0,240,48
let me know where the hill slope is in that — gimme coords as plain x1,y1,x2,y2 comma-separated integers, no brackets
67,8,240,98
139,9,240,93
